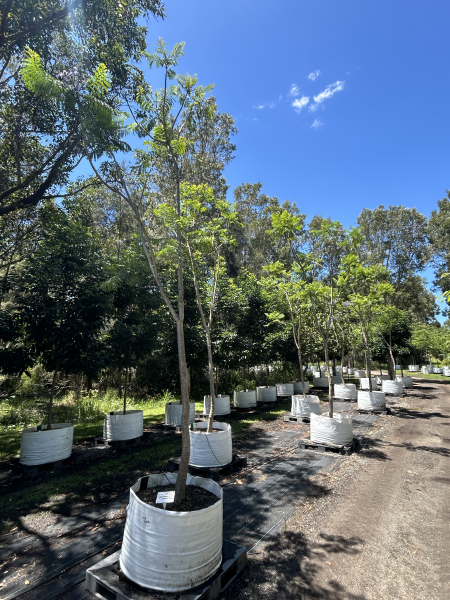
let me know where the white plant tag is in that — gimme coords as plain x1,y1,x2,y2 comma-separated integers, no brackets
156,491,175,509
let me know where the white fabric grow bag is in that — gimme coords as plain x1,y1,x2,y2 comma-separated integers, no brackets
234,390,257,408
120,473,222,592
396,376,413,388
359,377,378,390
310,413,353,446
354,369,366,378
20,423,73,466
334,383,357,400
291,381,310,394
189,422,232,467
203,395,231,416
256,386,277,402
165,403,195,427
357,391,386,410
382,380,404,395
276,383,294,396
103,410,143,441
408,365,419,372
291,395,321,417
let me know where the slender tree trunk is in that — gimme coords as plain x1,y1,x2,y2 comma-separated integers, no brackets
205,329,215,433
123,367,128,414
225,368,229,394
48,361,58,430
243,365,246,390
174,317,191,504
298,348,306,399
324,344,333,418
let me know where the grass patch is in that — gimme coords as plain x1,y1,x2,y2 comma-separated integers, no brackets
0,391,205,461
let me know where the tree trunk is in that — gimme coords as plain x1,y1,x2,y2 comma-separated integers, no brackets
298,348,306,399
174,316,191,504
48,362,58,430
324,345,333,418
123,367,128,414
205,328,215,433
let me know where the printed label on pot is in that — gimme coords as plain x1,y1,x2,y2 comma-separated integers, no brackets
156,491,175,504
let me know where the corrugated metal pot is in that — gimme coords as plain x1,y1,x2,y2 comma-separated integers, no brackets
20,423,73,466
120,473,223,592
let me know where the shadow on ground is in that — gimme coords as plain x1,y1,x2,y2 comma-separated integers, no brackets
223,529,366,600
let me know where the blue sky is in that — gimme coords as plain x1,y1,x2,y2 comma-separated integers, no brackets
139,0,449,318
145,0,449,225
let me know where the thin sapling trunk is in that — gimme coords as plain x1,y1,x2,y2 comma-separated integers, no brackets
47,361,58,430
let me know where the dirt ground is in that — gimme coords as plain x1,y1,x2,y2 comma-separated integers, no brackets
223,379,450,600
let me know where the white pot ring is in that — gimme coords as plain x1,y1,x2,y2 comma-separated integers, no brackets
382,380,404,395
291,381,310,394
347,368,355,375
443,368,450,377
334,383,357,400
203,395,231,416
376,375,389,385
357,391,386,410
120,473,222,592
395,364,401,370
359,377,378,391
103,410,143,441
421,366,432,374
342,367,348,373
165,403,195,427
396,376,413,388
276,383,294,396
310,413,353,446
20,423,73,466
291,395,321,418
408,365,419,372
189,421,232,467
256,386,277,402
313,371,321,378
234,390,257,408
354,370,366,378
433,368,443,374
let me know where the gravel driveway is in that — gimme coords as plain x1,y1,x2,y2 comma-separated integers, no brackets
223,379,450,600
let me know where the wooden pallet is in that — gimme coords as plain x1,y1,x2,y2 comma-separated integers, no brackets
167,454,247,481
298,438,357,456
85,540,248,600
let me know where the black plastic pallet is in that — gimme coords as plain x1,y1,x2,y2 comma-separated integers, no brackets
167,454,247,480
85,540,247,600
94,433,147,449
2,454,74,477
358,408,390,415
283,412,310,424
298,438,357,456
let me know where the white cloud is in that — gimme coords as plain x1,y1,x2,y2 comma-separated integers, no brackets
311,119,323,128
308,70,321,81
253,100,276,109
309,80,345,111
292,96,310,112
288,84,300,97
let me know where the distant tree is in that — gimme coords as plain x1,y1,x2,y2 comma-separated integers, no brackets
17,208,112,428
